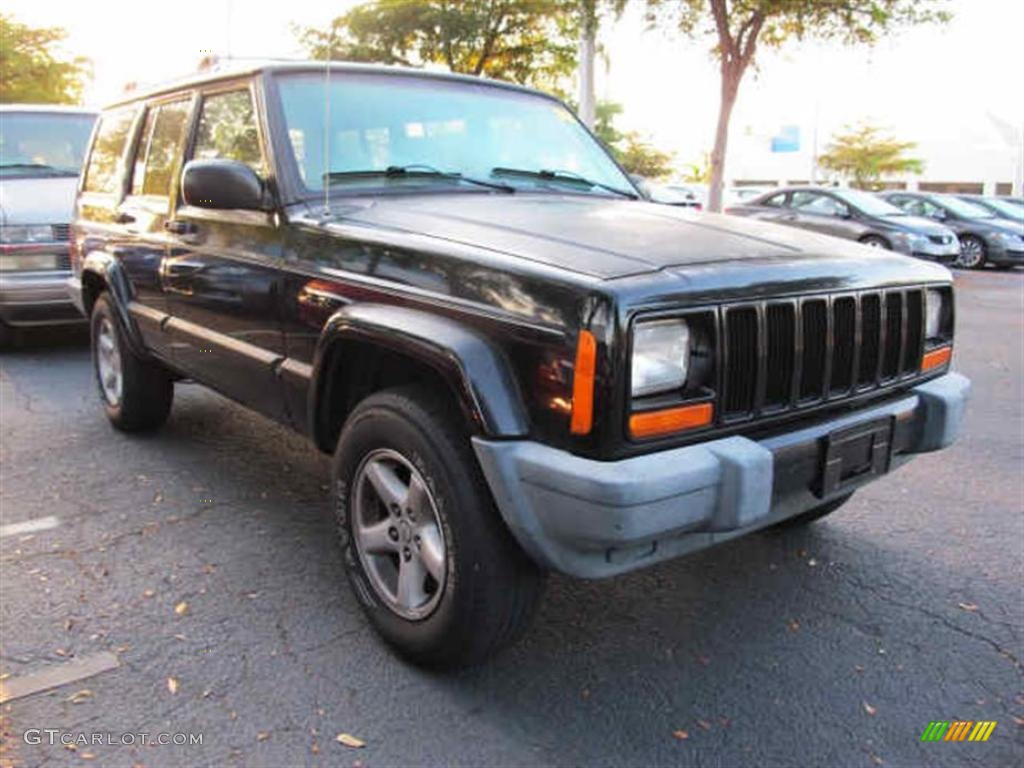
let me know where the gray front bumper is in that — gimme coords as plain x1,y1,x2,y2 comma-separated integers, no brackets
0,271,84,326
474,373,970,578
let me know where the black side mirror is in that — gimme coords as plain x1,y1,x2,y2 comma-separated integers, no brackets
181,159,266,211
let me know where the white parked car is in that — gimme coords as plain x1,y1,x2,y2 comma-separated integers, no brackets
0,104,97,346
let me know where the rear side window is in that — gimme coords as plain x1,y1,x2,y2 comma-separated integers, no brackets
762,193,787,207
192,89,263,174
131,99,191,198
84,108,136,193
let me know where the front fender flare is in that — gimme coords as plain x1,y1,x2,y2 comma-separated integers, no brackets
310,304,530,443
80,249,145,354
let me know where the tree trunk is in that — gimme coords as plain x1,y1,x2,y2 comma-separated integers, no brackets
708,69,740,213
578,1,597,129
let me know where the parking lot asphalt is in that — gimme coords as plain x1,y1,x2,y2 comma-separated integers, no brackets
1,270,1022,768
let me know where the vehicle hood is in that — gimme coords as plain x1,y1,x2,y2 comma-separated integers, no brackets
0,176,79,226
321,193,949,284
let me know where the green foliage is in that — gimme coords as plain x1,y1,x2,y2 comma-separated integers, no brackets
0,13,90,104
682,152,712,183
818,123,923,189
592,100,674,179
295,0,579,92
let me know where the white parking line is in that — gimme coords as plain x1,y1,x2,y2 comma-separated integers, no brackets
0,651,120,704
0,515,60,539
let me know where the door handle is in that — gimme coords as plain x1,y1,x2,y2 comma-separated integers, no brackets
165,259,204,274
164,220,197,235
115,212,136,224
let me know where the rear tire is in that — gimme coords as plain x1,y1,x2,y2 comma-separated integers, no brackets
774,493,854,529
90,292,173,432
332,385,544,668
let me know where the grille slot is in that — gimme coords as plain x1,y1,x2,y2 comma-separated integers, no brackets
799,299,828,400
858,294,881,385
723,307,759,416
882,292,904,379
830,297,856,393
51,224,70,242
764,304,795,408
712,287,936,423
902,289,923,374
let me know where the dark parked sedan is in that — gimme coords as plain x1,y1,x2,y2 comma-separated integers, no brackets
881,192,1024,269
953,194,1024,223
727,187,959,263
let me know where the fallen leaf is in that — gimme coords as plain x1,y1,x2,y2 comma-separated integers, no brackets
672,729,689,741
257,732,270,742
63,743,77,751
869,754,884,766
202,564,216,575
854,665,865,673
81,752,96,760
581,688,590,700
54,648,69,657
958,602,979,612
1013,715,1024,727
142,589,155,599
697,719,712,731
863,702,877,716
808,558,818,567
167,677,179,695
718,716,731,728
335,733,365,748
67,689,93,704
786,619,800,632
174,601,189,616
153,491,163,504
311,744,320,755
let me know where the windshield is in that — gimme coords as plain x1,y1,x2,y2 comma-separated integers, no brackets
976,197,1024,220
935,194,994,218
0,112,96,177
275,72,632,196
832,188,905,216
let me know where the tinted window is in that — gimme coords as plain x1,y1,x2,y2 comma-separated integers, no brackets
192,89,263,173
0,112,96,179
84,109,136,193
791,191,848,216
131,99,191,197
761,193,787,207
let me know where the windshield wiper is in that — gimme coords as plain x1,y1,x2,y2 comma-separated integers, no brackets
0,162,76,175
324,164,514,193
491,167,638,199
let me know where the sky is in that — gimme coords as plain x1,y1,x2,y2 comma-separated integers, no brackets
7,0,1022,180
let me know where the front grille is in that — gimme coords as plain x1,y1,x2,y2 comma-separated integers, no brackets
720,288,927,421
51,224,70,242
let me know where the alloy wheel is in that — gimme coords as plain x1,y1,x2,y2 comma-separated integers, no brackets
96,317,123,406
957,237,985,269
351,448,447,620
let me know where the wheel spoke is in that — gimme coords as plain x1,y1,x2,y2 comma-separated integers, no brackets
406,474,429,516
396,555,427,610
357,518,398,555
417,525,445,582
365,460,407,509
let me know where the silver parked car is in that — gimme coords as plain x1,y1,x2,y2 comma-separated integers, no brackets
0,104,97,346
728,186,960,263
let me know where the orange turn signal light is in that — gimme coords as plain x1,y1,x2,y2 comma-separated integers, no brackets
921,345,952,372
570,331,597,435
629,402,714,439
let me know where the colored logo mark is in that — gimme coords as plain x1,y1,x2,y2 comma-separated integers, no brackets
921,721,996,742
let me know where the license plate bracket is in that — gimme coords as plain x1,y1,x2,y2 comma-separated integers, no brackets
815,417,894,498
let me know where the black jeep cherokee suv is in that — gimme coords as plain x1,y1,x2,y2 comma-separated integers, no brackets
69,62,970,667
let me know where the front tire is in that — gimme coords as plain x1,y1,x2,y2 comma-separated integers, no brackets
90,292,173,432
333,385,544,668
955,235,987,269
859,235,891,250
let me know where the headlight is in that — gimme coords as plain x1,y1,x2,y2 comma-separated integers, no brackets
998,231,1024,245
631,319,689,397
0,224,54,244
925,288,944,339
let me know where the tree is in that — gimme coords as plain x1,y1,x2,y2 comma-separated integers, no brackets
0,13,90,104
641,0,950,211
295,0,578,92
593,100,674,179
818,123,923,189
682,152,712,183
